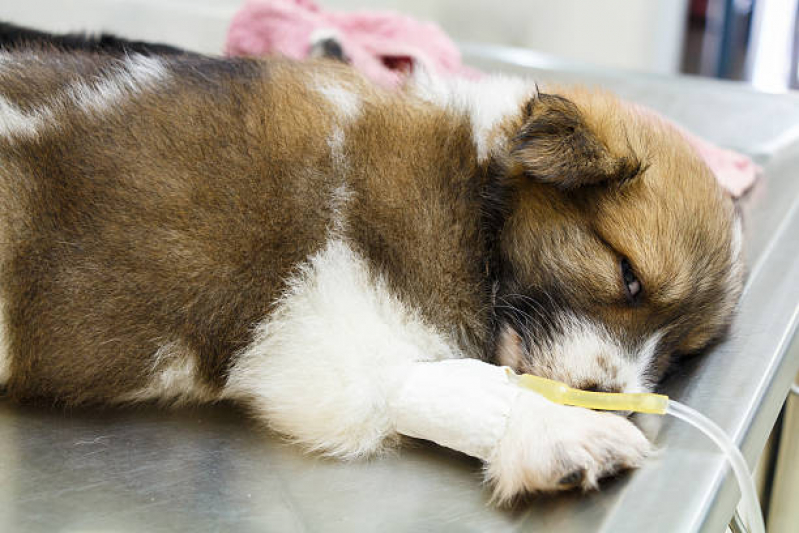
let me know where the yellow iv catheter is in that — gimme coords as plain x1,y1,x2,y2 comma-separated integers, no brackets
512,372,669,414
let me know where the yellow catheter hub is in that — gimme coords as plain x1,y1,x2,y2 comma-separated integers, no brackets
508,370,669,415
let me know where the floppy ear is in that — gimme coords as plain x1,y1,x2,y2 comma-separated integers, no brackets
512,93,640,190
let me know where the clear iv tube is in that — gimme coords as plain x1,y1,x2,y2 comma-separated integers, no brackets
666,400,765,533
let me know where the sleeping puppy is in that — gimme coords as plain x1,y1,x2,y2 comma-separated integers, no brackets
0,49,744,503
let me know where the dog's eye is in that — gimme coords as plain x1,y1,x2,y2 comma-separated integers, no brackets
620,258,642,302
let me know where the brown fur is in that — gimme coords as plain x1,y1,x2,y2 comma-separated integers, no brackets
0,54,494,403
0,51,742,406
2,56,342,401
493,86,741,380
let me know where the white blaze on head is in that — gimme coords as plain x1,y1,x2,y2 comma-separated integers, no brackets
500,312,665,395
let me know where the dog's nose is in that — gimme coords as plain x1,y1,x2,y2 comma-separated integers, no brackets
581,382,621,394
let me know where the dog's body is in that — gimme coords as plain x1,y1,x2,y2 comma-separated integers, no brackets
0,49,743,501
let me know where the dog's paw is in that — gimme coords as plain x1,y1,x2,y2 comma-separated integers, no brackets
485,391,652,505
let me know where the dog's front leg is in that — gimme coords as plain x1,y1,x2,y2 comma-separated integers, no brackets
222,240,461,458
391,358,653,503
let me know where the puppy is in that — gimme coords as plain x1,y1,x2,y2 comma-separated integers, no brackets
0,49,744,503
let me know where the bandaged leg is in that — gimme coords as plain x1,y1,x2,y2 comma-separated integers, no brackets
390,358,520,461
389,358,652,503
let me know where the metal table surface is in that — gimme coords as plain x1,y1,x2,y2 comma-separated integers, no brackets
2,47,799,533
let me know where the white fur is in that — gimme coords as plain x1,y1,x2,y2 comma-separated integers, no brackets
115,342,216,404
731,215,744,261
326,127,352,234
223,239,459,458
0,55,166,140
632,331,665,394
313,79,361,121
486,387,651,503
412,71,534,162
0,299,8,385
0,96,51,139
524,313,664,395
327,125,347,168
328,182,352,236
68,55,167,116
531,313,624,389
728,214,745,288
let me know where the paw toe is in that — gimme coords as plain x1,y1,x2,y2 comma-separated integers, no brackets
558,468,586,488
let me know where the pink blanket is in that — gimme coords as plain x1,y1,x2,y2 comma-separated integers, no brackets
226,0,480,88
226,0,758,197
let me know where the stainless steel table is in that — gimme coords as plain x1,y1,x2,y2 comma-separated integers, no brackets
2,46,798,533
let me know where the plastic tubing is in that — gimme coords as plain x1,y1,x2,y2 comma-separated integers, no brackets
513,372,765,533
666,400,765,533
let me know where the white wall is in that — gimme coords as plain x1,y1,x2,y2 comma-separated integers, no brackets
325,0,689,74
0,0,242,54
0,0,689,74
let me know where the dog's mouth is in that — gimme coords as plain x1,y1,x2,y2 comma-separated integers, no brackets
494,315,665,405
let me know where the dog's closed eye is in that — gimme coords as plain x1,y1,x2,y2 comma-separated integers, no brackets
620,258,642,302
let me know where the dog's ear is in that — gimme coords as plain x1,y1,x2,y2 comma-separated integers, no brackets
511,93,640,190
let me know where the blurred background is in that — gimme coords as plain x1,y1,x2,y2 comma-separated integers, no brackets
0,0,797,91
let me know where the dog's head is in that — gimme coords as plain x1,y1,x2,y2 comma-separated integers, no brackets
489,89,744,394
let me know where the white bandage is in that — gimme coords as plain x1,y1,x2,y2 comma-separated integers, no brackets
390,359,521,461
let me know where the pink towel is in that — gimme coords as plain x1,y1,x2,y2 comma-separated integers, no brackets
628,102,761,197
226,0,480,88
678,126,760,198
226,0,759,197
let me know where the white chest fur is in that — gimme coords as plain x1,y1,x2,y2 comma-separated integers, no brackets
223,238,461,457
